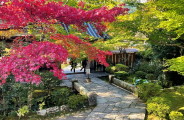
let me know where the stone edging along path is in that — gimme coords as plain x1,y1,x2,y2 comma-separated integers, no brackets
57,73,146,120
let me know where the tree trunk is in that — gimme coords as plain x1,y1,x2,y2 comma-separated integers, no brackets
27,85,33,109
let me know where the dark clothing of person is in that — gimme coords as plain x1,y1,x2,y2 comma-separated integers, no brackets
80,59,87,71
70,60,77,72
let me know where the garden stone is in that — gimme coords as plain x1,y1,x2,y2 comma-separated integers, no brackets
60,105,69,111
72,80,78,90
112,78,137,93
86,78,91,83
108,75,115,83
87,92,97,106
37,109,47,116
73,82,97,106
46,106,60,113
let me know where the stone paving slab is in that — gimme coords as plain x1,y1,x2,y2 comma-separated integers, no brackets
57,73,146,120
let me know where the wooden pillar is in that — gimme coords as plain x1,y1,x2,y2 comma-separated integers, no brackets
131,53,134,68
128,54,130,66
124,53,127,66
112,54,114,65
115,54,117,64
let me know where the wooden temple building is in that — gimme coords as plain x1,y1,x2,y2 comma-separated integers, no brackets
90,48,138,72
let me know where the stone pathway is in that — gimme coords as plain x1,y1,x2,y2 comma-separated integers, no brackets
56,73,146,120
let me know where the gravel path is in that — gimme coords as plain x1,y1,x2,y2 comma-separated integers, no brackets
56,73,146,120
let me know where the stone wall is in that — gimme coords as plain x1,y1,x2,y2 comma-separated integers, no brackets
109,75,138,94
72,81,97,106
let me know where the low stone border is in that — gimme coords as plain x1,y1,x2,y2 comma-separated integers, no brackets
72,80,97,106
109,75,138,94
37,105,69,116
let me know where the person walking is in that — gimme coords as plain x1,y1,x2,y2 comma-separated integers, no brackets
80,59,87,72
70,59,77,72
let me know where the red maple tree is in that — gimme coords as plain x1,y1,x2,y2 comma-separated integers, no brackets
0,0,129,85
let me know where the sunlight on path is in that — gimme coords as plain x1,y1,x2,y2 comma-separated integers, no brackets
56,73,146,120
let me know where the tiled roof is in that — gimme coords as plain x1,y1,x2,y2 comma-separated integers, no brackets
111,48,138,53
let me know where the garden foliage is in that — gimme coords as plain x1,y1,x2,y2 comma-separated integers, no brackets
105,66,116,74
114,71,128,80
67,94,87,109
114,64,128,72
137,83,162,101
169,111,184,120
147,97,171,118
0,41,68,85
134,71,146,79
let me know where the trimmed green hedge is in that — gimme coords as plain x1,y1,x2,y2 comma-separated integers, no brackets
115,64,128,72
105,64,129,74
114,71,128,80
135,71,147,79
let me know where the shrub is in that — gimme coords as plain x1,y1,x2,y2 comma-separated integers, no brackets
134,61,163,78
32,90,48,98
147,97,171,118
106,64,128,74
105,66,113,73
17,105,29,118
136,61,159,73
135,71,147,79
38,71,61,90
114,71,128,80
31,90,48,110
67,95,87,109
147,97,171,107
50,87,72,106
133,78,149,85
8,111,17,117
176,86,184,96
115,64,128,72
169,111,184,120
178,107,184,114
111,66,117,73
0,77,29,115
137,83,162,101
146,74,155,80
38,102,45,110
147,103,170,118
105,66,116,74
105,66,111,73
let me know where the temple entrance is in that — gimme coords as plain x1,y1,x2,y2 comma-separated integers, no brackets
62,59,105,75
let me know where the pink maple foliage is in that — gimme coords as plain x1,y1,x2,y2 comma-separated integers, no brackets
0,0,129,30
0,41,68,85
0,0,129,85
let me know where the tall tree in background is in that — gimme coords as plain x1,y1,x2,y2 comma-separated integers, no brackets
107,0,184,76
105,0,184,85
